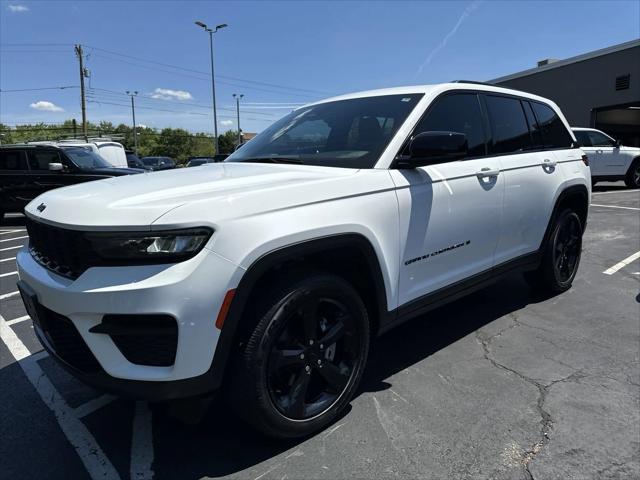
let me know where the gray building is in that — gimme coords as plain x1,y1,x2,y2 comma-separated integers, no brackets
491,39,640,147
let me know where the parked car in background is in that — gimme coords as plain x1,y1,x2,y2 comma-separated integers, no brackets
572,127,640,188
125,150,151,170
186,157,215,167
141,156,177,171
0,144,143,221
28,139,129,168
17,83,590,438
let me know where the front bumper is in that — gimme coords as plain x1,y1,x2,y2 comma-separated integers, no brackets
17,245,244,400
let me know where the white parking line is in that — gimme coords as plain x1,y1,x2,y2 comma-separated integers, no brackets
603,251,640,275
130,401,155,480
0,313,121,480
74,394,117,419
592,189,640,195
591,203,640,211
0,271,18,278
5,315,30,326
0,229,25,235
0,235,28,243
0,291,19,300
0,257,16,263
0,245,23,252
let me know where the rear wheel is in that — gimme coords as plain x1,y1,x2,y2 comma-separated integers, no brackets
226,273,369,438
624,159,640,188
525,208,583,293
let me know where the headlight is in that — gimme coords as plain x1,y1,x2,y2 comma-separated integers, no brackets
84,228,213,263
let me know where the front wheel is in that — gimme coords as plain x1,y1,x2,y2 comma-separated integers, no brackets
625,159,640,189
525,209,583,294
226,273,370,438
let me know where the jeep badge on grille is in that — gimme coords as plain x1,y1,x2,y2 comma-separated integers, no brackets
37,203,46,213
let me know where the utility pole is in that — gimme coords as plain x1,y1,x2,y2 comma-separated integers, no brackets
195,21,227,154
126,91,139,154
74,44,88,139
232,93,244,147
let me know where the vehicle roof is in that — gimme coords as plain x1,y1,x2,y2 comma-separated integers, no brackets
306,82,556,107
0,143,63,150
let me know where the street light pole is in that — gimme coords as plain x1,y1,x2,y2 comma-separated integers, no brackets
126,90,139,154
232,93,244,147
195,20,227,154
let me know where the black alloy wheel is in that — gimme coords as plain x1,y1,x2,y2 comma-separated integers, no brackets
552,212,582,283
226,273,369,438
267,296,360,420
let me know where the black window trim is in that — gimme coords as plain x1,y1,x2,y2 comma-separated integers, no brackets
0,149,32,172
391,89,578,169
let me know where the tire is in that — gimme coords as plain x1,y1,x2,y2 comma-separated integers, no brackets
624,159,640,189
525,208,583,294
225,272,370,438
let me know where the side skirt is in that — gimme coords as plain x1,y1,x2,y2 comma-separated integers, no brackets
379,251,540,335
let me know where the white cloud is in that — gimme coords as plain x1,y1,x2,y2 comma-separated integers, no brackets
8,4,29,12
219,120,234,126
30,101,64,112
150,88,193,101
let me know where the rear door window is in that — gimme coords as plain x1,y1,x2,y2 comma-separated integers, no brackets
531,102,574,149
0,150,29,170
572,130,592,147
410,92,487,157
485,95,532,154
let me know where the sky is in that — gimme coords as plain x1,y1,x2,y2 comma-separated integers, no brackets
1,0,639,135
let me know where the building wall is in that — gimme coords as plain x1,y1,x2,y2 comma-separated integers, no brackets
493,45,640,127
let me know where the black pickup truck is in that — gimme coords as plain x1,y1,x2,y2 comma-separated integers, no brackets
0,144,143,222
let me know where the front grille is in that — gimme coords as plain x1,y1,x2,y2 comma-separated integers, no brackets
93,315,178,367
26,218,93,279
35,306,103,373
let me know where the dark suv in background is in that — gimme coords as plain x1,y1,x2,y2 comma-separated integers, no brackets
0,144,143,221
141,156,177,170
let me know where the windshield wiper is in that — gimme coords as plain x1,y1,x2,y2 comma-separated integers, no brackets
242,156,304,164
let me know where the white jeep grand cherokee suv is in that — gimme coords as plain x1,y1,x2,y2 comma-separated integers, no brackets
571,127,640,188
17,83,590,438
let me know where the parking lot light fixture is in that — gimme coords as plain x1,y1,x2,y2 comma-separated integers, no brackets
195,20,228,154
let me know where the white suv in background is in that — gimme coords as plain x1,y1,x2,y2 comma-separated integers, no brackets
17,83,590,438
572,127,640,188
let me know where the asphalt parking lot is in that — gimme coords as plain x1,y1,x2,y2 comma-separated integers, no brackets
1,183,638,480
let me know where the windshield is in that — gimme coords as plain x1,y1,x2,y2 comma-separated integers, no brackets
226,93,423,168
63,147,112,169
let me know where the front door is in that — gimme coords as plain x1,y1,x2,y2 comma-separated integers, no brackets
391,92,503,307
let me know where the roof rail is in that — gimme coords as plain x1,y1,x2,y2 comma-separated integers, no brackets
450,80,494,86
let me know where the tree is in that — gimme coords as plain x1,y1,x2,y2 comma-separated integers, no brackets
218,130,239,154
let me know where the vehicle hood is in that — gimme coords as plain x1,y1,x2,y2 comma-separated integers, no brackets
81,167,146,175
24,162,381,230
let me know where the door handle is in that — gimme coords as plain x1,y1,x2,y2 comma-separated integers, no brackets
542,158,557,167
476,167,500,178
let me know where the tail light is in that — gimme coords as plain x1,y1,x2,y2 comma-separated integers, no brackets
581,154,589,166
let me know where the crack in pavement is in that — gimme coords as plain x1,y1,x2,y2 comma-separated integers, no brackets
475,322,585,480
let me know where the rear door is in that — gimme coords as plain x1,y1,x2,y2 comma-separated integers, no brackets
392,92,504,305
487,96,567,263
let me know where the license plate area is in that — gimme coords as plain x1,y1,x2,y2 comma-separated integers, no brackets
17,280,43,330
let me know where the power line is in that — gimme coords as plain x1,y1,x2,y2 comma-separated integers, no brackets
0,86,79,93
83,44,332,96
88,87,282,117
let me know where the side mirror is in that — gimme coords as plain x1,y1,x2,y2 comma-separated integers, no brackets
48,162,64,172
615,139,622,148
397,131,468,168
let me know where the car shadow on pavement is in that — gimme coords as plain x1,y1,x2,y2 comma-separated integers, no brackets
150,273,551,478
0,214,26,227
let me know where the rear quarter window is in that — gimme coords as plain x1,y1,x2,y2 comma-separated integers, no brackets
0,150,29,170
